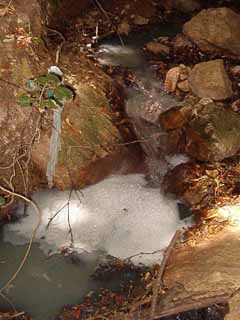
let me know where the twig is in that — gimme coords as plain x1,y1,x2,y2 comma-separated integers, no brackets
0,186,41,294
2,0,13,16
9,311,25,319
93,0,124,46
46,202,68,229
152,293,230,319
150,229,184,320
45,27,66,65
124,249,164,262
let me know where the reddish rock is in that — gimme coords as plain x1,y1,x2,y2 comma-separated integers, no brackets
146,41,170,55
159,105,192,130
188,59,233,100
183,7,240,57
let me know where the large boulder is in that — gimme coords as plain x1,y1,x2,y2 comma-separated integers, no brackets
183,7,240,57
188,59,233,100
31,69,139,190
0,0,52,214
185,103,240,161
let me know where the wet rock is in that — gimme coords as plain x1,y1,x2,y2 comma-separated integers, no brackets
164,162,208,208
185,103,240,161
159,104,193,131
146,41,170,55
188,60,233,100
183,7,240,57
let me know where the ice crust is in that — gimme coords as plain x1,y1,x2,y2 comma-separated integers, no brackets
4,174,186,264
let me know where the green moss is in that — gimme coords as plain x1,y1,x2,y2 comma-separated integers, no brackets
58,83,120,168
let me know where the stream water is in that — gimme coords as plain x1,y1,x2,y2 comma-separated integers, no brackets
0,24,190,319
0,240,98,320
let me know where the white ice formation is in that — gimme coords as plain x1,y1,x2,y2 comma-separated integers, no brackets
4,174,188,265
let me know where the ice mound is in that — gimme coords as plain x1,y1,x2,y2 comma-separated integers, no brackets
4,174,187,264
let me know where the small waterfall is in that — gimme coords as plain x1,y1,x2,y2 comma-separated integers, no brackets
46,108,63,188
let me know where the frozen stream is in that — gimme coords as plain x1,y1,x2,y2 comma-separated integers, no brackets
0,241,98,320
0,23,189,319
1,174,189,319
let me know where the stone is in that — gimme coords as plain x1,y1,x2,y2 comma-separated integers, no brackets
134,15,149,25
172,34,193,49
185,103,240,161
225,291,240,320
230,65,240,76
160,0,201,13
183,7,240,57
118,20,130,35
146,41,170,55
231,99,240,112
177,80,190,92
164,65,191,93
159,104,193,130
188,59,233,100
174,0,201,13
164,67,181,92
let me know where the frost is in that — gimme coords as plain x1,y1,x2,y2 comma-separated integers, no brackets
4,175,189,265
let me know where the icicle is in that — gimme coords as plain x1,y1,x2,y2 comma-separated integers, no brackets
46,108,63,188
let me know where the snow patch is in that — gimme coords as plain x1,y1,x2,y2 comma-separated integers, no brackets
4,174,188,265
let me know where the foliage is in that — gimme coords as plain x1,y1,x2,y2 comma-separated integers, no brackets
17,74,74,111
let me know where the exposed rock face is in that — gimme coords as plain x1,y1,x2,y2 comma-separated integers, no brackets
188,60,233,100
185,103,240,161
0,0,51,214
31,77,138,190
183,7,240,57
